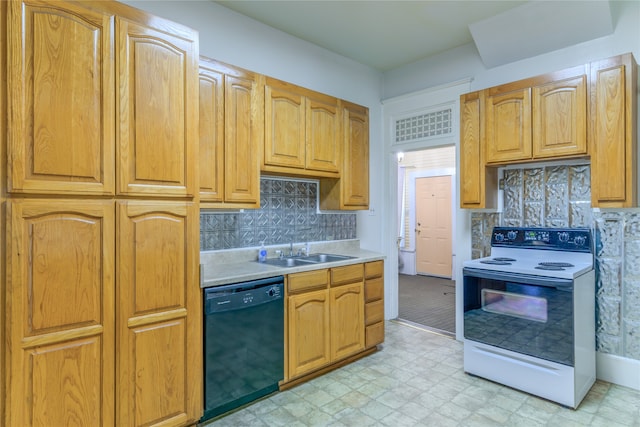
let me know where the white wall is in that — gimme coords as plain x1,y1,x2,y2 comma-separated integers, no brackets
122,0,386,255
383,0,640,99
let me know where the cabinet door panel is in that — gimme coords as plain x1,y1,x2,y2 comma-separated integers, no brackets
590,54,637,207
225,73,261,204
486,88,532,163
117,201,200,426
288,290,330,378
330,283,364,361
199,61,224,202
117,18,197,197
533,76,587,158
7,199,114,427
460,92,483,207
306,96,340,173
8,1,115,195
265,84,305,169
341,103,369,208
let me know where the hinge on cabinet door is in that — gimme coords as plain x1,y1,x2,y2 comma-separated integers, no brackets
498,178,505,190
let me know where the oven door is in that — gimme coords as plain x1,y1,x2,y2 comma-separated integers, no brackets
463,267,574,366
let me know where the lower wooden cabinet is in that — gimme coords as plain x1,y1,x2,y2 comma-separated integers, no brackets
286,263,371,382
364,261,385,348
4,199,201,426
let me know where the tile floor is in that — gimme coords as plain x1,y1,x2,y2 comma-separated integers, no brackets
202,321,640,426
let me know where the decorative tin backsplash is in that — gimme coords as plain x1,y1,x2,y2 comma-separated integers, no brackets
200,177,356,251
471,163,640,361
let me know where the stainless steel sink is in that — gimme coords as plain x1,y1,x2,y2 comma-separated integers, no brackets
259,253,355,268
302,253,355,263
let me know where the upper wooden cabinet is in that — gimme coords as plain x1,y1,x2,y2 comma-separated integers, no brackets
7,0,115,195
116,16,198,197
199,58,262,208
485,65,588,164
320,101,370,210
263,77,341,177
460,91,497,209
6,0,198,198
590,53,638,208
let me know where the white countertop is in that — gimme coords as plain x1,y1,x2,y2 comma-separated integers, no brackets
200,240,385,288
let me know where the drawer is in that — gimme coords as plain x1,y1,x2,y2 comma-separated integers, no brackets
365,300,384,325
287,269,329,293
364,260,383,279
364,277,383,302
365,322,384,348
330,263,363,287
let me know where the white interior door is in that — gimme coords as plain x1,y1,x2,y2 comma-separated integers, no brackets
415,175,452,278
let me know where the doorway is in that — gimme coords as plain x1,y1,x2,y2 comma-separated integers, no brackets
397,147,456,336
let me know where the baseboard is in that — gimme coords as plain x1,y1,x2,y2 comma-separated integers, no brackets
596,351,640,391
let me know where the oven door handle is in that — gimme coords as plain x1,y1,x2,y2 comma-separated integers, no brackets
463,267,574,289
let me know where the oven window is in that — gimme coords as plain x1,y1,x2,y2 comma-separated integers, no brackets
481,289,548,322
464,272,574,366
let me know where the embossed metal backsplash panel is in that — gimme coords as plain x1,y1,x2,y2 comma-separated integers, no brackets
471,163,640,361
200,177,356,251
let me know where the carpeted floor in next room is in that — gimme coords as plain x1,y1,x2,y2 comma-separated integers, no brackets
397,274,456,336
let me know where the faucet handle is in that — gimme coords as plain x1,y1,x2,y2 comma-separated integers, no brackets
275,250,283,259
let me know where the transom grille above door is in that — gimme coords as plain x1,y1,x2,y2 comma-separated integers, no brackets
395,108,452,143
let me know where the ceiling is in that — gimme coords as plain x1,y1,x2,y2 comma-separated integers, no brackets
214,0,614,72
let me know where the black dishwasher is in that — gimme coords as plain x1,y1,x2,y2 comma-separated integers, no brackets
201,276,284,422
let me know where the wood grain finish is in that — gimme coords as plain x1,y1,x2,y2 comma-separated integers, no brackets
7,199,115,427
590,53,638,207
340,101,369,208
485,87,532,163
263,77,341,177
533,76,587,158
329,283,364,361
460,91,497,209
287,289,331,379
363,261,384,348
330,263,363,287
7,0,115,195
116,16,198,197
287,268,328,294
117,201,200,427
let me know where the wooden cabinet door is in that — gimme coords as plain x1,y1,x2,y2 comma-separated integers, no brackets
341,101,369,209
288,289,330,379
330,283,364,361
199,59,225,203
116,17,198,197
7,0,115,196
460,91,497,209
485,88,532,163
533,76,587,158
7,199,115,427
117,201,201,427
264,81,306,170
224,70,262,205
590,53,638,208
306,94,340,174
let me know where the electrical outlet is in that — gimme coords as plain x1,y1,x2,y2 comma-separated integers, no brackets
369,207,376,216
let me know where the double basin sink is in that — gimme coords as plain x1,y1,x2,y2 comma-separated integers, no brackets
259,253,355,268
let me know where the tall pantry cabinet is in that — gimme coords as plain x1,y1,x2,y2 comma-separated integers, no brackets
2,1,201,426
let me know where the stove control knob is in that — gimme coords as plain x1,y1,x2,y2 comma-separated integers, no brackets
575,235,587,246
558,232,570,243
494,233,504,242
507,230,517,240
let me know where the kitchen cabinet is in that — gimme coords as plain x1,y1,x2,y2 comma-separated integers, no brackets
485,65,588,165
116,15,198,198
117,201,200,427
263,77,341,177
199,57,262,208
364,261,385,348
6,0,115,196
459,91,497,209
2,2,202,426
286,264,365,381
320,101,370,210
589,53,638,208
6,199,116,427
